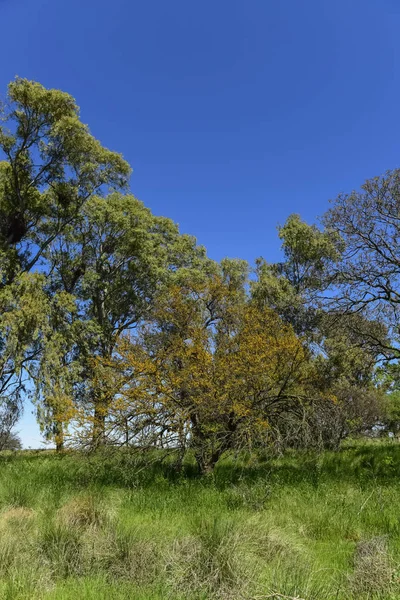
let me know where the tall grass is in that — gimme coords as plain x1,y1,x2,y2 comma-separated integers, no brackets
0,441,399,598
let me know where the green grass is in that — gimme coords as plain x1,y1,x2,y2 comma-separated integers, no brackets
1,441,400,598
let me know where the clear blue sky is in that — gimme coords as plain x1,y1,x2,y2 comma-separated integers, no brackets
1,0,400,447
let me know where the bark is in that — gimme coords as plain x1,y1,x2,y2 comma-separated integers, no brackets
194,449,221,475
54,420,64,453
92,397,108,447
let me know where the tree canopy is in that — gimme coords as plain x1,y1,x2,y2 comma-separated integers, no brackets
0,77,396,466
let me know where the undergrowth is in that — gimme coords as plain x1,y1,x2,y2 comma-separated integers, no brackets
0,440,400,598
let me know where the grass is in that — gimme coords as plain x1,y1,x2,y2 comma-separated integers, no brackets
0,441,400,598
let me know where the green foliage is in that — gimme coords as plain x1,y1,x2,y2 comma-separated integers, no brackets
0,77,130,276
35,191,205,445
251,214,342,338
278,213,342,293
0,272,50,407
0,77,130,441
0,432,21,451
0,78,395,501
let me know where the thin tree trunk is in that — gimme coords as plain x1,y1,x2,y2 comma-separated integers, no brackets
92,397,108,447
54,420,64,453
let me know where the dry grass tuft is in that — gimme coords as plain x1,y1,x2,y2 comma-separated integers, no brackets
253,526,304,563
0,506,34,524
349,536,395,596
167,517,249,599
109,529,161,583
57,493,110,530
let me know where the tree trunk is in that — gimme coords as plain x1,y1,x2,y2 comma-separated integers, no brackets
194,448,221,475
92,398,108,447
124,417,129,446
190,412,235,475
54,420,64,453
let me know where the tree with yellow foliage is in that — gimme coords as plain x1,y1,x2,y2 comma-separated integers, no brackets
100,263,313,473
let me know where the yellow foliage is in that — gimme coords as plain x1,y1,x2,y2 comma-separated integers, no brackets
99,275,312,460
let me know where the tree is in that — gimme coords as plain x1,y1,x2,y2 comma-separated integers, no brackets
251,214,385,449
323,170,400,360
101,266,314,473
251,214,342,339
36,193,205,448
32,289,82,452
0,431,22,451
0,272,50,421
277,214,342,296
0,77,130,436
0,77,130,281
0,395,22,450
307,312,385,448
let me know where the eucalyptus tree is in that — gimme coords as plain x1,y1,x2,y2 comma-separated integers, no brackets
251,214,342,336
37,193,205,447
0,77,130,430
252,213,386,447
0,77,130,280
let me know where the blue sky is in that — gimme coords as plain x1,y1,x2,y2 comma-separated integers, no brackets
1,0,400,447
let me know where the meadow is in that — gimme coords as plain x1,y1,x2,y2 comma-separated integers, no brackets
1,442,400,599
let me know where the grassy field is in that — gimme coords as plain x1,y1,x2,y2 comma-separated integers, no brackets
1,442,400,598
